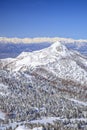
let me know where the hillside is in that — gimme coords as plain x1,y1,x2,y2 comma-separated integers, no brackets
0,41,87,130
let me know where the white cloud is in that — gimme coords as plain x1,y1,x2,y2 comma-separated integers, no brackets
0,37,87,44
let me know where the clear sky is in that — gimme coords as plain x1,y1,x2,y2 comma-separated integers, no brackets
0,0,87,39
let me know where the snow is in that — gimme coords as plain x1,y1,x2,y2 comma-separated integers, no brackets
30,117,60,125
1,117,87,130
1,41,87,85
68,98,87,106
30,117,87,125
51,41,62,49
15,125,29,130
0,92,6,96
0,83,8,89
50,41,70,57
32,127,43,130
0,111,5,120
0,41,87,130
15,125,44,130
0,83,9,96
3,41,70,71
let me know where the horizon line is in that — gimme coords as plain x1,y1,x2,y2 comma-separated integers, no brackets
0,36,87,44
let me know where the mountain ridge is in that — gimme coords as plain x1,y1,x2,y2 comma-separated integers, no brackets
1,41,87,85
0,41,87,130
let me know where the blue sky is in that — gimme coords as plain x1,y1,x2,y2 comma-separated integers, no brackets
0,0,87,39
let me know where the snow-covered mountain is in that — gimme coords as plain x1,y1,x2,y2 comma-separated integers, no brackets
0,41,87,130
0,37,87,59
1,41,87,85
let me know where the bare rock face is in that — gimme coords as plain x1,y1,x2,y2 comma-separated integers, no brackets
0,42,87,130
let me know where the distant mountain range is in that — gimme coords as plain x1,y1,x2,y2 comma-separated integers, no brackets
0,39,87,59
0,42,51,59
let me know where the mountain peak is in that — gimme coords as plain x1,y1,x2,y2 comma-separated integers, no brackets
51,41,62,47
51,41,67,52
50,41,69,57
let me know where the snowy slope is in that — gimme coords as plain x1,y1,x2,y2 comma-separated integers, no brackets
15,125,29,130
0,41,87,85
0,111,5,120
0,41,70,69
0,41,87,130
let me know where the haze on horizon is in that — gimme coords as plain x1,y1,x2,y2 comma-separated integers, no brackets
0,0,87,39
